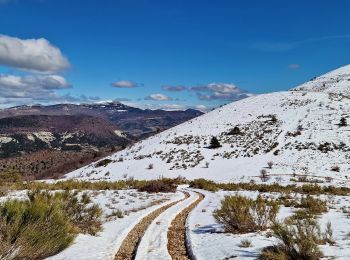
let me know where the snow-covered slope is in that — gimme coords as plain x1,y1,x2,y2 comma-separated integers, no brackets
292,64,350,95
66,66,350,185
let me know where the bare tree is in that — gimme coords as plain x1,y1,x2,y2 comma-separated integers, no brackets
260,169,269,182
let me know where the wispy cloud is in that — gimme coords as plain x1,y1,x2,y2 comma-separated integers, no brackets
144,93,172,101
253,34,350,52
288,63,300,69
161,85,187,92
111,80,141,88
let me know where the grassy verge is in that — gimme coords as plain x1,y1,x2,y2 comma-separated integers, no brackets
189,178,350,196
3,177,186,195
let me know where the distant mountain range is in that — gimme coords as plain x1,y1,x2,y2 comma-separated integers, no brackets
0,102,203,138
0,102,203,179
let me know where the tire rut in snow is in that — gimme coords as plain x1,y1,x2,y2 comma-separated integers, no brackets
167,192,204,260
115,191,190,260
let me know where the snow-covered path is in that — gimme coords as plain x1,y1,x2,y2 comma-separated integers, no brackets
47,191,184,260
135,189,199,260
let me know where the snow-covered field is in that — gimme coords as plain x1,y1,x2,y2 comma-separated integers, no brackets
188,189,350,259
48,187,350,259
2,185,350,259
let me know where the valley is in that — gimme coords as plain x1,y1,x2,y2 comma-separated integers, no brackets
0,102,202,179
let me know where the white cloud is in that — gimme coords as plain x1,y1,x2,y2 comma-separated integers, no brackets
112,80,139,88
195,105,207,112
0,74,71,102
0,34,70,73
144,93,172,101
159,104,185,110
122,102,186,111
190,83,252,101
206,83,243,93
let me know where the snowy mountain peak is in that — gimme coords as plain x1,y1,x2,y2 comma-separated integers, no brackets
291,64,350,95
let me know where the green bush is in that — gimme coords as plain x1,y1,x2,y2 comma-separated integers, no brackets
0,190,102,259
213,195,279,233
0,194,73,259
259,219,323,260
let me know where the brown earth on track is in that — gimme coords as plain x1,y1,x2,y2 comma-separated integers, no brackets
167,192,205,260
115,192,190,260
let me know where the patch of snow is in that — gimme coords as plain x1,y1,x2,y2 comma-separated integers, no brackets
114,130,126,137
0,136,15,144
33,131,55,144
187,190,350,259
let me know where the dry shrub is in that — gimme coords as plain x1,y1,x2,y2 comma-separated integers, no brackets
239,238,253,248
95,158,113,167
189,178,219,192
296,195,327,215
259,218,323,260
0,169,22,196
137,178,177,193
213,195,279,233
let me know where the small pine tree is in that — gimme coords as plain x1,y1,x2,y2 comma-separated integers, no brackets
339,117,347,127
209,136,221,149
227,126,241,135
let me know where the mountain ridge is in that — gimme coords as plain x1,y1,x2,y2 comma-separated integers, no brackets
66,65,350,186
291,64,350,95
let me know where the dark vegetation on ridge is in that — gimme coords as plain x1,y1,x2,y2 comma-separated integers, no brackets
0,102,203,180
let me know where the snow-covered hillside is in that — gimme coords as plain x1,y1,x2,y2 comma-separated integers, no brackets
292,64,350,95
66,65,350,185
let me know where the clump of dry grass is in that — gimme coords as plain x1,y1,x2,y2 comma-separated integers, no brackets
259,218,323,260
137,178,178,193
0,190,102,259
213,195,279,233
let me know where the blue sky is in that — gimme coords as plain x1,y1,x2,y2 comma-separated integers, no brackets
1,0,350,110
